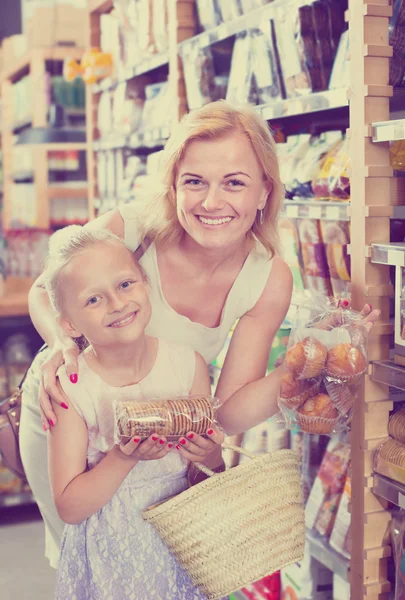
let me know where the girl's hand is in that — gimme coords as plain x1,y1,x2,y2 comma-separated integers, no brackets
316,301,380,332
40,341,80,430
119,434,173,461
175,427,224,463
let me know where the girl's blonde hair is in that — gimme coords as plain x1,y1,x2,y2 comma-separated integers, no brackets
45,225,144,315
137,100,284,257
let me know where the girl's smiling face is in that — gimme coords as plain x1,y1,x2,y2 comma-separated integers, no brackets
175,131,270,250
58,242,151,348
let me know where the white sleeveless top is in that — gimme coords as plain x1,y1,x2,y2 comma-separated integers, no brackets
119,203,274,364
57,338,195,471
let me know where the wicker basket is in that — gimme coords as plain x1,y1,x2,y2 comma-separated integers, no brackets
142,444,305,600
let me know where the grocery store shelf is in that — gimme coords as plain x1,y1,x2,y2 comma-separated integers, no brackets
0,491,35,508
371,242,405,266
306,530,349,580
10,116,33,133
371,360,405,393
1,47,85,84
48,184,88,199
89,0,114,14
130,127,170,149
283,199,350,221
93,52,169,94
372,118,405,142
373,473,405,508
93,135,128,151
179,2,278,54
258,88,348,121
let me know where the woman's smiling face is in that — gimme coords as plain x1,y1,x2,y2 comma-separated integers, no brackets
175,131,270,250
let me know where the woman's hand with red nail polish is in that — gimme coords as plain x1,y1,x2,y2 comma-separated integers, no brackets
119,433,170,461
176,427,224,463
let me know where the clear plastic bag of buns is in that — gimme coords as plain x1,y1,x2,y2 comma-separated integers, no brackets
114,395,222,443
278,292,369,435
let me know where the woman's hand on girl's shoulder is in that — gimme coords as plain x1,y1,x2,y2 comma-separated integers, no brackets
40,340,80,430
119,434,174,461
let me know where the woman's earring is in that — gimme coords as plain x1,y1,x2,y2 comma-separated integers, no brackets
259,209,264,225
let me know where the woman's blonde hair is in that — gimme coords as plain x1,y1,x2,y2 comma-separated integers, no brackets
137,100,284,257
44,225,145,315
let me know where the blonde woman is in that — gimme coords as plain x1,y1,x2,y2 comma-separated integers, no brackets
20,101,379,570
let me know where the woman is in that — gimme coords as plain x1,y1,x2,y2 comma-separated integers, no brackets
20,101,379,569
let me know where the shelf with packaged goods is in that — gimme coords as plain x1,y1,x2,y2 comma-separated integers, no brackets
306,530,349,580
179,2,281,54
257,88,349,121
93,127,170,152
283,200,350,222
1,47,85,84
372,118,405,143
373,473,405,509
92,52,169,94
89,0,114,14
0,491,36,509
48,184,88,199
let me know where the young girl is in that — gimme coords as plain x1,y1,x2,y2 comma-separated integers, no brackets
45,225,221,599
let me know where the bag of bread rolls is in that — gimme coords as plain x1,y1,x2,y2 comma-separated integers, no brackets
114,395,222,443
278,293,369,435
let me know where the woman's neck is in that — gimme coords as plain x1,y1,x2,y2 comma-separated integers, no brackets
176,233,251,275
84,335,158,386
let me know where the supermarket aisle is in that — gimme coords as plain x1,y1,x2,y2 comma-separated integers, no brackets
0,504,56,599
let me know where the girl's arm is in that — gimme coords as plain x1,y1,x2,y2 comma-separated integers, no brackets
48,399,170,525
216,257,293,435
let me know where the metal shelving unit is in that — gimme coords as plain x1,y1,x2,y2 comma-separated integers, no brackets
373,474,405,509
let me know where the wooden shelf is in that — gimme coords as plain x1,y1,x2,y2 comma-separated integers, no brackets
48,185,88,199
89,0,114,14
1,47,85,84
0,276,33,317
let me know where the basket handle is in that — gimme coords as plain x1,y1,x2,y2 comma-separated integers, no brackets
194,443,256,477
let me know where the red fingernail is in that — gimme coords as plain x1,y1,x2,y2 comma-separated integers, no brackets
61,403,69,410
168,443,173,448
133,438,140,443
368,304,373,310
187,433,194,439
180,439,186,445
207,429,214,435
342,300,349,307
176,445,181,450
49,420,54,427
70,374,78,384
159,439,165,445
152,436,158,441
43,424,48,432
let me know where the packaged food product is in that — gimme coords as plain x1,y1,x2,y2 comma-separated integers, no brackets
196,0,222,30
374,438,405,485
182,43,217,110
114,395,222,442
319,220,351,298
305,437,350,532
390,510,405,600
293,132,342,198
313,137,351,202
329,473,351,558
389,409,405,443
329,30,350,90
240,0,271,12
391,140,405,172
152,0,169,54
218,0,242,21
296,219,332,296
226,32,256,104
279,295,369,434
389,0,405,86
135,0,155,54
250,27,283,104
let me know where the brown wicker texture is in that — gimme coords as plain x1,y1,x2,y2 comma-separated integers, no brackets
142,445,305,600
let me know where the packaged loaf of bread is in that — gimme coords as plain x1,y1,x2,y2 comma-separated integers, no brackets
374,437,405,485
389,0,405,87
114,395,222,442
278,293,369,434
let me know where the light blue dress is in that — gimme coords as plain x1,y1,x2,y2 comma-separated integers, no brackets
55,340,207,600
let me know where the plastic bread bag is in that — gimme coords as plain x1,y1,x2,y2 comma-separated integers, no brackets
278,293,369,435
296,218,333,296
196,0,222,30
375,437,405,485
319,220,351,298
114,395,222,443
391,510,405,600
181,42,217,110
278,134,311,198
250,26,283,104
217,0,242,22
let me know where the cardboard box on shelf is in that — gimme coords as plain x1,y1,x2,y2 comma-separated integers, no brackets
26,5,88,49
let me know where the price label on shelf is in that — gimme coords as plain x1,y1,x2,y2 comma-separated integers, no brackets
286,205,299,218
328,206,341,220
309,206,322,219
